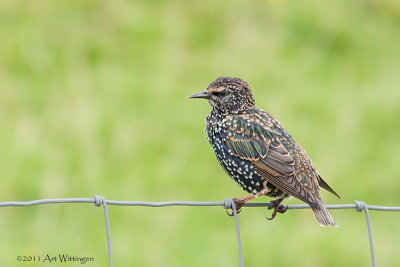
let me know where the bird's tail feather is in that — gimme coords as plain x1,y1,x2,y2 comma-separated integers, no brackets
311,199,337,227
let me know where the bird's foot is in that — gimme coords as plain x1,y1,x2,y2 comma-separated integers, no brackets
266,198,287,220
225,197,248,216
226,194,261,216
226,189,270,216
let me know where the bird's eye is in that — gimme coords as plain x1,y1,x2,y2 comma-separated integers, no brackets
213,90,227,97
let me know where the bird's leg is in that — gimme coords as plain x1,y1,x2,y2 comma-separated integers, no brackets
266,198,287,220
226,189,269,216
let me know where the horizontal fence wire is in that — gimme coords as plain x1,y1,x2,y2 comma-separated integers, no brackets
1,196,400,267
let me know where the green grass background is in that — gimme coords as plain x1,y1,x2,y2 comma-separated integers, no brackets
1,0,400,266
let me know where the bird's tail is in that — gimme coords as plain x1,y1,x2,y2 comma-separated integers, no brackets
311,198,337,227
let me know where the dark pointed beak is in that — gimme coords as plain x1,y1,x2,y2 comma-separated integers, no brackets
188,90,211,99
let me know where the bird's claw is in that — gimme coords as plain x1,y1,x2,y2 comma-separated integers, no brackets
266,199,287,220
266,205,288,220
225,198,244,216
225,208,242,216
278,204,288,213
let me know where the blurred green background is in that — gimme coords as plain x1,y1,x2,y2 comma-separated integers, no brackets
1,0,400,266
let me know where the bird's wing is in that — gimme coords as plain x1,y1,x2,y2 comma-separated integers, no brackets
318,174,341,199
223,115,320,209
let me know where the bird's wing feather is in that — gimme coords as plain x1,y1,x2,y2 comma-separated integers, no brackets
318,174,341,199
223,115,320,209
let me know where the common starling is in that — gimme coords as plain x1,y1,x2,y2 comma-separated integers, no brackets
189,77,340,226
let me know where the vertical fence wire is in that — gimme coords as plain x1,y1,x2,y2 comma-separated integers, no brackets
1,197,400,267
223,198,243,267
354,200,375,267
94,195,113,267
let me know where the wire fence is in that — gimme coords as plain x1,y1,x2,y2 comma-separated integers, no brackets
1,196,400,267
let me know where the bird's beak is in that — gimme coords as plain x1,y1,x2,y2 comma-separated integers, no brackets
188,90,211,99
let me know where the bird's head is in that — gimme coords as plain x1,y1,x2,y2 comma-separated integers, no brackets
188,77,256,114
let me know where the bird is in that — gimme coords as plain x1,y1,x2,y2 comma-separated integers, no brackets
188,77,340,226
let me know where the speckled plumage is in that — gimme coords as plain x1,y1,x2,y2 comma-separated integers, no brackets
189,77,340,226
